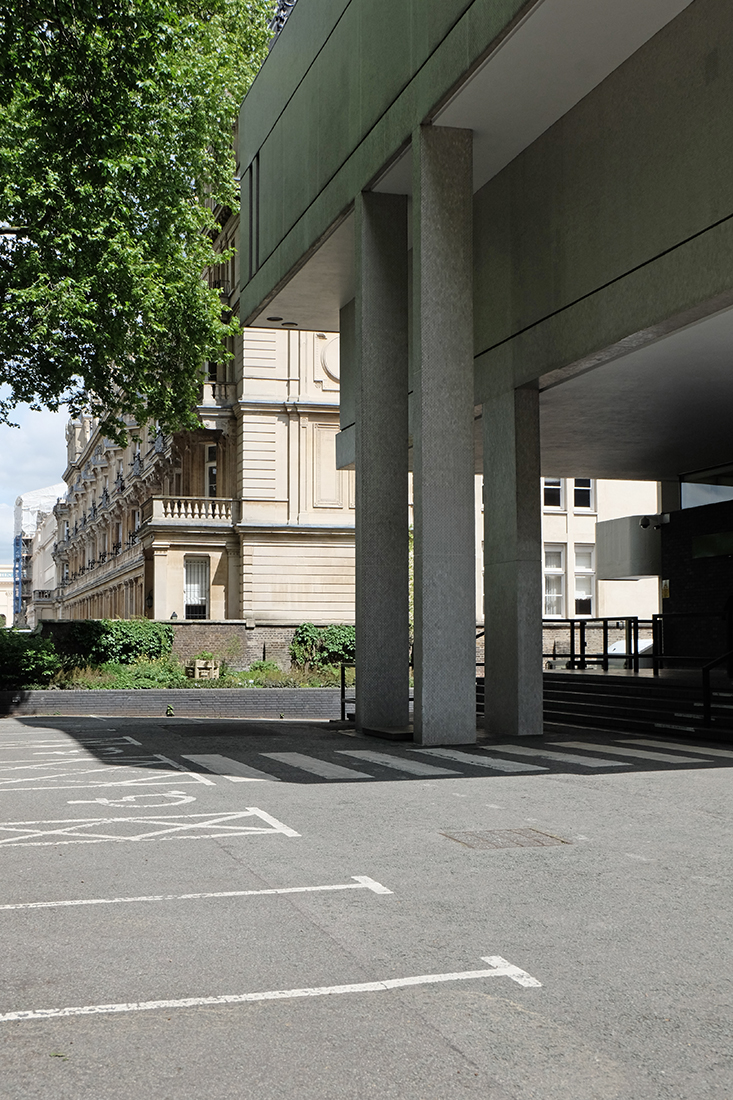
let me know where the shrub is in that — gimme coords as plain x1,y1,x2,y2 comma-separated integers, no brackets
67,620,174,665
0,631,62,688
59,656,187,690
289,623,355,668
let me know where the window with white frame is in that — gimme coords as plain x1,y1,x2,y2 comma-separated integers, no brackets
573,478,595,510
574,544,595,616
184,558,209,620
543,544,565,617
542,477,564,510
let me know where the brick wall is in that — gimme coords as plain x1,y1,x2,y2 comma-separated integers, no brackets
169,622,298,670
0,688,342,719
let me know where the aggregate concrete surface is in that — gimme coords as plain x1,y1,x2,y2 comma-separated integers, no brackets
0,714,730,1099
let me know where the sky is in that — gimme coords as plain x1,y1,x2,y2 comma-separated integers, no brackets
0,404,69,564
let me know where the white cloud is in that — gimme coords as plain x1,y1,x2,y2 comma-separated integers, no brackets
0,503,13,566
0,405,68,562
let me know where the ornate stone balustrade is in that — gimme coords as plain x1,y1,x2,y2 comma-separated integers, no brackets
142,497,239,524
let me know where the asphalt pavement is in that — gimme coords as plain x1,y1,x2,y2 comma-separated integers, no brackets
0,714,730,1099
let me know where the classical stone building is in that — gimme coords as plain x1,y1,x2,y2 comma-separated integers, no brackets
52,325,355,631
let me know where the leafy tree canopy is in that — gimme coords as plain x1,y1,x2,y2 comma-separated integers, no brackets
0,0,272,440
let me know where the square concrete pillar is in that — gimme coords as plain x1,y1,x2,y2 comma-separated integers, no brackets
483,386,543,737
412,126,476,746
354,191,410,731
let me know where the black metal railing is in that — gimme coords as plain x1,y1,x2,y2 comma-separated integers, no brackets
702,648,733,726
542,617,650,672
651,611,733,674
340,661,355,722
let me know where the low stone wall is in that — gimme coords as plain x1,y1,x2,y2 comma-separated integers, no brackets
0,688,342,720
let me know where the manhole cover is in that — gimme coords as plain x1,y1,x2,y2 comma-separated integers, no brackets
440,828,571,850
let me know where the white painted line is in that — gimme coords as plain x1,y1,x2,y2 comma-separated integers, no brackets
553,742,707,764
335,750,460,776
0,808,299,846
617,738,733,759
153,755,216,784
0,774,210,794
182,754,279,782
485,745,626,768
260,753,374,779
411,748,547,774
0,955,540,1022
0,875,392,912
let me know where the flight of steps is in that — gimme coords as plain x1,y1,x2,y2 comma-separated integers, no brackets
542,671,733,741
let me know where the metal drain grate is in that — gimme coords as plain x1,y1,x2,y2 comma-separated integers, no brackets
440,828,571,850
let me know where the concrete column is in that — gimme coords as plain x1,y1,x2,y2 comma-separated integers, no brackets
483,386,543,738
354,191,410,731
412,125,476,746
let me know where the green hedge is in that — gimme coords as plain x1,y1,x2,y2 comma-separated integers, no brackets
67,620,174,664
289,623,355,668
0,631,62,689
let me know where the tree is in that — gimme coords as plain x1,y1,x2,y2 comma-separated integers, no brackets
0,0,272,440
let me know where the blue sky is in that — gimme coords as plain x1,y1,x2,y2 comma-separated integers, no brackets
0,405,69,564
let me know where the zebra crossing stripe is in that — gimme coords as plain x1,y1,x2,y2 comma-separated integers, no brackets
260,753,373,780
336,750,460,776
182,755,280,782
410,748,547,773
485,745,626,768
553,742,706,764
616,739,733,759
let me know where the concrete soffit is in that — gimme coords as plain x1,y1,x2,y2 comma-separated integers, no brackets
247,0,694,334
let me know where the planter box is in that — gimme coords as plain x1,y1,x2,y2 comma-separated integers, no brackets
185,660,220,680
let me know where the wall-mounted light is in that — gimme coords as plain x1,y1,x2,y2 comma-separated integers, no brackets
146,591,153,610
170,611,178,620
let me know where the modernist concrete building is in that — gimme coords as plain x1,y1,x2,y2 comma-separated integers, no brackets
238,0,733,743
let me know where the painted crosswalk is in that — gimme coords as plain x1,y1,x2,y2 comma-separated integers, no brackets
485,745,627,768
260,753,373,779
335,750,460,776
410,748,548,773
182,755,280,782
616,738,733,759
552,741,707,763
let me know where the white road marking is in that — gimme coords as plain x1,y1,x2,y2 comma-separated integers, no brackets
485,745,626,768
67,792,197,807
260,753,373,779
552,742,707,763
617,738,733,759
335,750,460,776
0,875,391,912
0,808,299,846
0,955,540,1022
0,774,210,794
182,754,279,782
411,748,547,773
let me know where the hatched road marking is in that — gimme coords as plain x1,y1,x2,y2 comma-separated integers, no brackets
0,955,540,1022
0,808,299,846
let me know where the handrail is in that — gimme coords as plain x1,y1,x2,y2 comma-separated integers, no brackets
701,648,733,726
542,617,648,672
340,661,355,722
